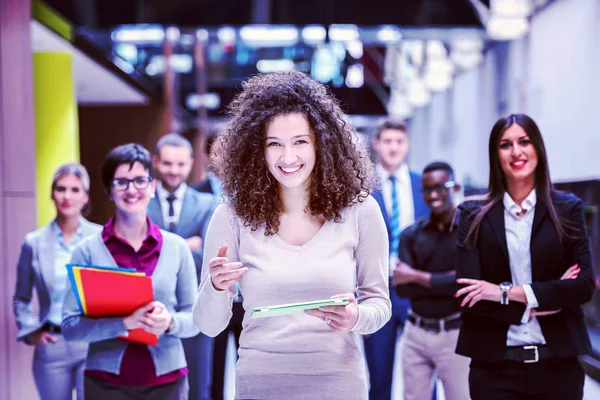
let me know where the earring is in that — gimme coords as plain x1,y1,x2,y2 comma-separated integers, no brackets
151,193,156,199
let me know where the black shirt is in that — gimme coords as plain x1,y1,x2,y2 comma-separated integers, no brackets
396,214,460,319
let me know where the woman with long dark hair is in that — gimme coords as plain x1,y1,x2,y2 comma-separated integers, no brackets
455,114,594,399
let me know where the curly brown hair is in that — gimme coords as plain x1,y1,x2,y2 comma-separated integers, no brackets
214,71,376,235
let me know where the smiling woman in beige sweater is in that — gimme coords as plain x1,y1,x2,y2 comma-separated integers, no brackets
192,71,391,400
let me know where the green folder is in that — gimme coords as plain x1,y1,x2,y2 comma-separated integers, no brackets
251,297,350,319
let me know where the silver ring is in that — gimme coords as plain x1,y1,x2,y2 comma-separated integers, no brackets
324,317,331,325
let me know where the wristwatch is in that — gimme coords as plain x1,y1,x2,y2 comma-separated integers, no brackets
499,282,513,305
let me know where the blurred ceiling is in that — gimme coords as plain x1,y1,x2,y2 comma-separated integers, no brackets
41,0,491,121
46,0,484,28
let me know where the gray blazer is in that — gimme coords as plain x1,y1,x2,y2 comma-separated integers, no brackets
13,218,101,342
147,186,216,281
62,230,200,376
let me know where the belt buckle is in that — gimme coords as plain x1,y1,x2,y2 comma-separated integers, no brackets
523,345,539,363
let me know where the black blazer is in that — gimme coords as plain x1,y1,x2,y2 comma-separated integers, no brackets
455,191,595,362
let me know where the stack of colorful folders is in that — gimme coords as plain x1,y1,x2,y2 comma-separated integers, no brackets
66,264,158,346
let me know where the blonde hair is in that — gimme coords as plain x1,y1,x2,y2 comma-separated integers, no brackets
51,163,91,193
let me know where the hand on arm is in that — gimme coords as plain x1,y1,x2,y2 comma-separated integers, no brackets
305,294,359,334
529,264,580,320
456,263,580,310
392,261,431,287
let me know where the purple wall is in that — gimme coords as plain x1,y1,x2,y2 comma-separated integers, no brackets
0,0,39,398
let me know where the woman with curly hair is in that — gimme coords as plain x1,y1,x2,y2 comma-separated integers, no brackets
192,71,391,400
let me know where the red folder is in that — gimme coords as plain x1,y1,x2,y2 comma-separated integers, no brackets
78,268,158,346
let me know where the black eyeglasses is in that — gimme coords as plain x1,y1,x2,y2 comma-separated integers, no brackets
421,181,456,195
111,176,153,191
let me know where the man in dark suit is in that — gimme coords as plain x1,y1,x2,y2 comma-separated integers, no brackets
365,119,429,400
148,133,216,400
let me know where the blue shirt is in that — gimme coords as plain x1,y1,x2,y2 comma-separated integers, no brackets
47,221,84,325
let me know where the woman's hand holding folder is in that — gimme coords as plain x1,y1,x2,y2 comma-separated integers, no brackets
123,301,173,336
123,303,155,331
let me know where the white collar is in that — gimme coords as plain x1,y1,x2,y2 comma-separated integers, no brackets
377,163,409,183
503,189,537,215
157,181,187,202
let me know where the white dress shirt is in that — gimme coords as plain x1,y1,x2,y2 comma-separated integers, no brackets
48,222,84,325
376,163,415,231
503,189,547,346
156,182,187,227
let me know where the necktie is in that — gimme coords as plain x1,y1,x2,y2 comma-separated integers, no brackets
389,175,401,258
166,194,177,232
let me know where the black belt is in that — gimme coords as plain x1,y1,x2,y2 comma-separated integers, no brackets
504,345,554,363
42,322,62,334
408,312,461,333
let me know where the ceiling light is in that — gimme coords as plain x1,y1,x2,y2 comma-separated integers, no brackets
112,26,164,43
346,40,363,59
487,15,529,40
329,24,359,42
491,0,534,18
165,27,180,43
217,26,236,43
302,25,326,45
377,26,402,43
240,25,298,47
256,59,295,73
345,64,364,88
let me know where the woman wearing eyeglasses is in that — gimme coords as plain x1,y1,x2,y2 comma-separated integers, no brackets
13,163,101,400
455,114,594,399
62,143,199,400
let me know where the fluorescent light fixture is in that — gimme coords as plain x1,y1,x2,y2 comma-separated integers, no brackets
487,16,529,40
302,25,326,45
240,25,298,47
346,40,363,59
217,26,236,43
186,93,221,110
112,26,165,43
256,59,295,73
377,26,402,43
329,24,359,42
345,64,364,88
